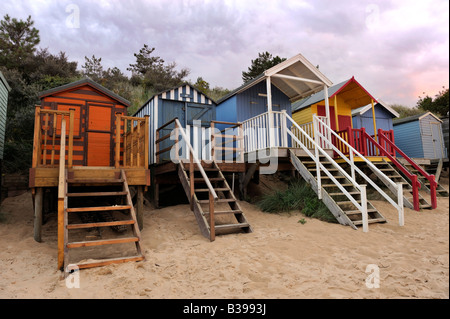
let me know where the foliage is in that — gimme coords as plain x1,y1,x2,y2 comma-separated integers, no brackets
256,179,337,223
390,104,423,119
242,51,286,83
0,14,40,70
417,87,449,117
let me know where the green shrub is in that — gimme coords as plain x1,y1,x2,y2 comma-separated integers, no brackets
256,179,337,223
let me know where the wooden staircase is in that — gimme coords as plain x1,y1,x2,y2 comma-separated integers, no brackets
366,160,433,210
63,169,144,272
290,150,386,229
178,161,252,240
401,162,449,197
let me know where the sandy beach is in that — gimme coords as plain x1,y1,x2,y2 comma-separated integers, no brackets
0,176,448,299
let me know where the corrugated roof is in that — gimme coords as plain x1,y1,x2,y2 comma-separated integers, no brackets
39,77,131,107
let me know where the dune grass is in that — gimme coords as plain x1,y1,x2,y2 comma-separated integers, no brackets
256,179,337,223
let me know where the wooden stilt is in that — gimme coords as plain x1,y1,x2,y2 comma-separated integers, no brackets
33,187,44,243
137,185,144,230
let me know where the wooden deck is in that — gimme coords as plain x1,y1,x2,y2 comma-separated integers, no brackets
29,166,150,188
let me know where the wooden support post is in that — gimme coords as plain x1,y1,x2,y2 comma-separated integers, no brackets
57,118,66,270
209,192,215,242
144,115,150,167
115,113,121,168
266,77,275,148
189,152,194,211
33,187,43,242
324,85,331,143
68,108,75,168
334,95,339,131
137,186,144,230
371,99,377,143
123,118,127,167
210,122,215,161
32,105,42,168
361,185,368,233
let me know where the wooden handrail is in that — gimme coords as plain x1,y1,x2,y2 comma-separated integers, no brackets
57,117,67,270
376,129,437,209
115,113,149,168
363,131,423,211
156,117,178,132
32,106,74,169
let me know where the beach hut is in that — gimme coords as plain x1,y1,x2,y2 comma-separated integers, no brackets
0,71,11,201
216,53,333,157
30,77,150,271
351,100,399,136
291,76,379,132
133,83,216,164
393,112,447,160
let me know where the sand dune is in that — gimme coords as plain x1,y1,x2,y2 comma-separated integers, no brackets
0,177,448,299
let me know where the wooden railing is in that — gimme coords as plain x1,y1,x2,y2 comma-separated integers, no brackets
155,117,218,241
115,114,149,168
32,105,75,169
374,129,437,210
210,120,244,163
334,127,396,157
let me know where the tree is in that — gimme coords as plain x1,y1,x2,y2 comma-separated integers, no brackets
129,44,189,92
127,44,164,77
417,87,449,117
390,104,423,119
81,55,104,81
193,77,210,95
242,51,286,83
0,14,40,70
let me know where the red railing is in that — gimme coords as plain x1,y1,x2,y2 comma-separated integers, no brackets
376,129,437,210
332,126,437,211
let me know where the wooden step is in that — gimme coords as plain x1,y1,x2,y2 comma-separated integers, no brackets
67,179,124,184
66,205,131,213
193,177,224,182
322,184,354,187
214,223,250,231
66,237,139,248
336,200,361,205
67,220,135,230
329,192,360,196
203,210,242,216
321,175,346,179
353,218,386,225
345,209,378,215
67,191,128,197
67,255,145,271
195,188,229,192
198,198,235,204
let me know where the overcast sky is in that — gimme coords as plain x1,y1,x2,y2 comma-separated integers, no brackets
2,0,449,106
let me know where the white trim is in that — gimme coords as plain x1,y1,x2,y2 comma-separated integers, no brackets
419,111,443,123
271,73,324,85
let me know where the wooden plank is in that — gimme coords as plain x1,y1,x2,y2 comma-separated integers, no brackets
66,237,139,248
67,191,127,197
67,205,131,213
67,220,134,229
209,192,215,242
68,256,144,270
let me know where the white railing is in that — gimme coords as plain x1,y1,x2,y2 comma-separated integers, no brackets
282,111,370,232
242,111,289,152
313,115,405,227
291,116,328,150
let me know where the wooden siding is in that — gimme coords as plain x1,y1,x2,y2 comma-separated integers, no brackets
40,84,127,166
235,81,291,122
419,114,445,159
133,84,216,165
442,116,449,158
292,107,312,126
393,120,424,158
353,104,395,136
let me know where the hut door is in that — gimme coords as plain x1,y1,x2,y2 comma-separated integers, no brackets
86,104,113,166
317,105,336,130
431,122,444,158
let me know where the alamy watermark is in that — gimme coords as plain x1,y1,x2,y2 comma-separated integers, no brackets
365,264,380,289
65,264,80,288
65,4,80,29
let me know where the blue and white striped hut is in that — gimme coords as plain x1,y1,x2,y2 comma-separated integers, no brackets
133,83,216,165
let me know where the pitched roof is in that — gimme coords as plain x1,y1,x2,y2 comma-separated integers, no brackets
351,100,400,118
39,77,131,107
217,53,333,104
393,111,443,125
291,76,378,113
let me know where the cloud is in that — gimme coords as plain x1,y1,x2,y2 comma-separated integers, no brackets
1,0,448,106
